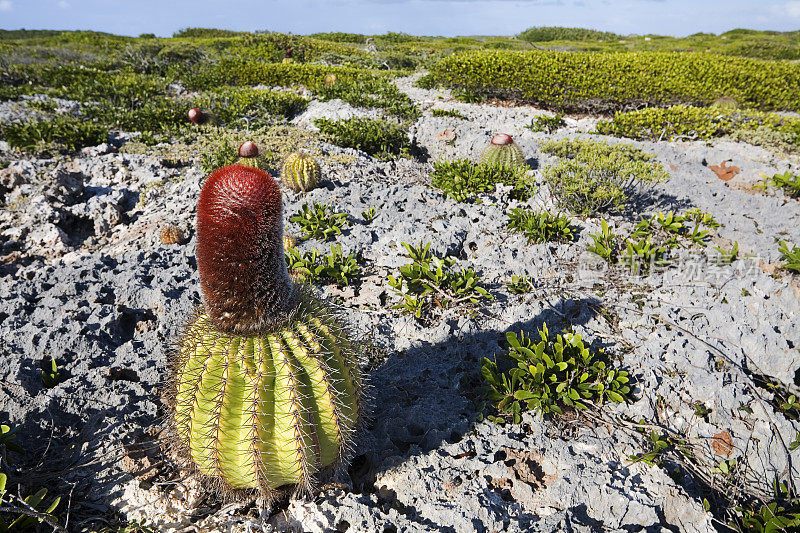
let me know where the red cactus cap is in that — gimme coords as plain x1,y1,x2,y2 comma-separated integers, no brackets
491,133,514,145
187,107,203,125
238,141,259,158
196,165,297,333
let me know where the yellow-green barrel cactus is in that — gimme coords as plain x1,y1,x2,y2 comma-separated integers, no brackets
281,152,321,193
168,164,361,498
480,133,526,168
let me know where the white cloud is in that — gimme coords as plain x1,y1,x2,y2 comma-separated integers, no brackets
58,0,70,7
785,1,800,16
0,1,12,12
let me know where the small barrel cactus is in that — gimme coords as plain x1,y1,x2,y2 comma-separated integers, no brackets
480,133,526,168
324,74,338,87
168,164,361,498
236,141,267,171
281,152,321,193
160,225,184,245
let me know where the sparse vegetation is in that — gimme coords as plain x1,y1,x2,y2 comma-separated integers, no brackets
779,241,800,274
506,275,536,294
760,171,800,198
527,113,565,134
431,108,465,119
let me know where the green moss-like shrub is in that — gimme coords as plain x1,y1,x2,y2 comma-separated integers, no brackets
595,105,800,152
195,87,308,124
428,50,800,113
518,26,621,42
314,117,409,158
541,139,669,215
430,159,531,202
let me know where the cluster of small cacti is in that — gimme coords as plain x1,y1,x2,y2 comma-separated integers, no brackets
480,133,526,168
282,152,321,193
167,162,361,499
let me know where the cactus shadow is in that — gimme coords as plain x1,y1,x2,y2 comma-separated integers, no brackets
354,295,602,487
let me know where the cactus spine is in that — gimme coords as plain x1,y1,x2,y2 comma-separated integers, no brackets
282,153,321,193
168,164,360,497
480,133,526,169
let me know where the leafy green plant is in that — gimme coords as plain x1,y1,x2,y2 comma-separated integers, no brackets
361,206,377,223
289,202,350,241
732,480,800,532
285,244,360,286
527,113,565,134
314,117,409,158
431,159,530,202
517,26,621,42
628,430,674,466
506,275,535,294
387,242,492,320
41,358,60,388
481,324,630,423
0,475,62,532
761,171,800,198
587,220,618,261
541,139,669,215
506,209,575,244
714,241,740,265
779,241,800,274
431,108,465,119
200,141,239,173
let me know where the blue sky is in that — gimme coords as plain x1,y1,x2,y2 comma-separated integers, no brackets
0,0,798,37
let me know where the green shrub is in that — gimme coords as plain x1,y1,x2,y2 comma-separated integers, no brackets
779,241,800,274
527,113,565,134
760,171,800,198
1,115,108,151
431,159,531,202
195,87,308,125
387,242,492,320
541,139,669,215
314,117,409,158
506,275,535,294
173,28,243,38
506,210,575,244
431,108,465,119
595,105,800,152
428,50,800,113
285,244,360,286
182,60,418,119
308,32,368,44
518,27,621,43
289,202,350,241
481,324,631,423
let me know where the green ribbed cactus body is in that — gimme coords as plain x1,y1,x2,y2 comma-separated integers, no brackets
282,153,321,193
480,134,526,169
173,295,359,492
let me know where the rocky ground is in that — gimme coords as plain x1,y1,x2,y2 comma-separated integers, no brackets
1,75,799,532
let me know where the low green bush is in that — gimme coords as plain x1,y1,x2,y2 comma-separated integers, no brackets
428,50,800,113
285,244,360,286
431,159,532,202
506,210,575,244
595,105,800,152
289,202,350,241
481,324,631,424
314,117,409,158
388,242,492,320
195,87,308,125
431,108,465,119
518,26,621,43
1,115,108,151
506,275,536,294
527,113,565,134
760,171,800,198
779,241,800,274
541,139,669,215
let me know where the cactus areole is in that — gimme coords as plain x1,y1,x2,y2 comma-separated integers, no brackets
171,164,361,496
